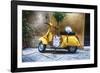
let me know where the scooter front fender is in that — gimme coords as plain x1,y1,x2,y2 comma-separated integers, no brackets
39,37,48,45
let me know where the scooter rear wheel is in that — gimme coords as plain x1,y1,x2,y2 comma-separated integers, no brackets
68,46,77,53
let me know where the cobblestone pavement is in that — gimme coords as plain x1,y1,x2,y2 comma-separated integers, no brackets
22,47,90,62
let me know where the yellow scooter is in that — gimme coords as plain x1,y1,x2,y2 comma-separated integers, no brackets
38,23,81,53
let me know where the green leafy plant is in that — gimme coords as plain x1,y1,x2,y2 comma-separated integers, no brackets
53,12,65,23
53,12,65,35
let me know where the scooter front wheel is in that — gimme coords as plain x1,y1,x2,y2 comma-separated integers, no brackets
38,41,46,53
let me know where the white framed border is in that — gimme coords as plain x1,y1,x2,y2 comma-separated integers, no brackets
17,5,94,68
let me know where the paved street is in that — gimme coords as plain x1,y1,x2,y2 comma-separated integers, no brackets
22,47,90,62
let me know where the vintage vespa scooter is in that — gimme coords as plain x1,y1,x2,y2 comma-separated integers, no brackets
38,22,81,53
